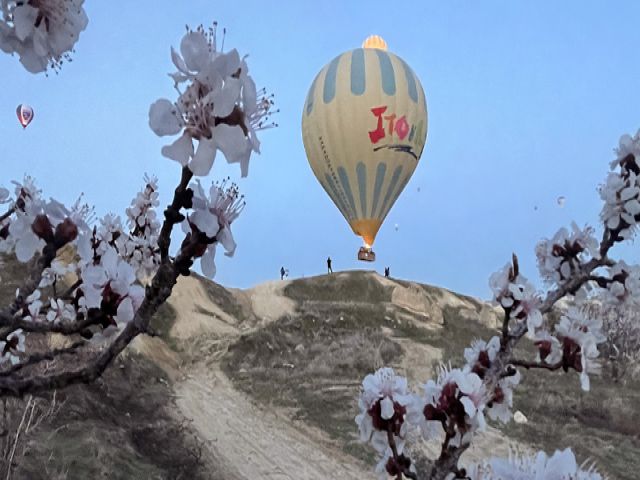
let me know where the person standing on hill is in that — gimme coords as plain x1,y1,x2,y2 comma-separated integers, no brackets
327,257,333,274
384,267,390,278
280,266,286,280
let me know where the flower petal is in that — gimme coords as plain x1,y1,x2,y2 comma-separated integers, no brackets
180,31,209,72
189,139,217,176
212,78,241,118
12,5,37,41
161,133,193,166
149,99,182,136
200,246,217,278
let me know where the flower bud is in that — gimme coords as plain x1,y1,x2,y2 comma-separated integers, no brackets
31,214,54,242
54,218,78,246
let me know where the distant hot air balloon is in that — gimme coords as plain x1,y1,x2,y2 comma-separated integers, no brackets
557,196,566,208
16,104,34,129
302,35,428,262
394,223,399,231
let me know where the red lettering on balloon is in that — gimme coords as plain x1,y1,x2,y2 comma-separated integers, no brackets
395,116,409,140
368,106,387,144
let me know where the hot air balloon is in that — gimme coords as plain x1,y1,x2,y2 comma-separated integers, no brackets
16,104,34,129
557,196,566,208
394,223,399,231
302,35,428,262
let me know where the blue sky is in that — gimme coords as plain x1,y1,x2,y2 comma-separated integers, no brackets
1,1,639,300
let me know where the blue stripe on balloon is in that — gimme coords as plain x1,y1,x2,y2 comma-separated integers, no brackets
350,49,366,96
306,73,318,115
371,162,387,218
337,167,358,217
356,162,368,218
375,50,396,96
323,54,342,104
377,166,403,218
324,174,352,220
380,172,411,220
399,58,418,103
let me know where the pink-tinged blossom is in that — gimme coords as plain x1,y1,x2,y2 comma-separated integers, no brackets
536,222,599,285
532,330,563,365
601,260,640,307
555,308,605,391
0,0,88,73
355,367,411,441
80,247,144,325
489,263,543,338
464,336,500,378
408,366,487,445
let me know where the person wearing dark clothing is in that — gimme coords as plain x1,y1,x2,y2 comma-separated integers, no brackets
327,257,333,274
280,266,286,280
384,267,390,278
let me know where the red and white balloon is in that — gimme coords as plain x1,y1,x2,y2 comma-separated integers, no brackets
16,104,34,129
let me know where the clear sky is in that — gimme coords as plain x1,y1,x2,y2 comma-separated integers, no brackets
2,1,639,300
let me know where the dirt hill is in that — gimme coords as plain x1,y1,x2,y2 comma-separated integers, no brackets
1,255,638,479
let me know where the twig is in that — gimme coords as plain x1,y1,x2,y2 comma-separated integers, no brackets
509,359,563,371
6,396,31,480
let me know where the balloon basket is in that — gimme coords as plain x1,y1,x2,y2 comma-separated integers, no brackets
357,247,376,262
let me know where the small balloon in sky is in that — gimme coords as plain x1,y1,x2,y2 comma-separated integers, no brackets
394,224,399,231
16,104,34,129
417,187,421,193
534,205,538,211
557,196,566,208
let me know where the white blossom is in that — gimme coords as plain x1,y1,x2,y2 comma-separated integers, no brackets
46,298,75,323
149,24,276,177
183,178,245,278
599,131,640,240
536,223,599,285
468,448,603,480
0,0,88,73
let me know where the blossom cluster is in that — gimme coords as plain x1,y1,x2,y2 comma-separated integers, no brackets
0,0,88,73
599,130,640,241
356,133,640,479
149,24,277,177
489,261,542,337
536,222,599,285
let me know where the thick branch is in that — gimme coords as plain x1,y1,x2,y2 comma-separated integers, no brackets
157,167,193,261
0,341,85,377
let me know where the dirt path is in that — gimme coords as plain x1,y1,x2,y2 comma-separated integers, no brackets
161,274,530,479
175,366,366,480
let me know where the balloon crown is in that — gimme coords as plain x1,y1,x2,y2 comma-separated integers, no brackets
362,35,388,51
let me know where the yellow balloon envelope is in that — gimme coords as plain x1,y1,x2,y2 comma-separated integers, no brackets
301,36,428,260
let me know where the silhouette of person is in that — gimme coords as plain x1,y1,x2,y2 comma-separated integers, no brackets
384,267,390,278
327,256,333,274
280,266,286,280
